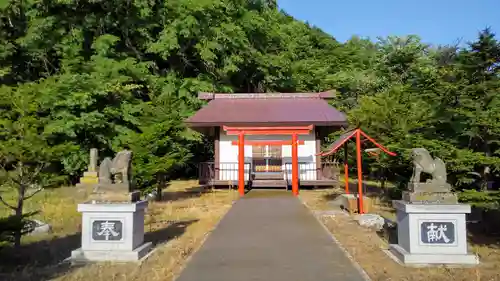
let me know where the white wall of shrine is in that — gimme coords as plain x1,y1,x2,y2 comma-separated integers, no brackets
217,129,317,181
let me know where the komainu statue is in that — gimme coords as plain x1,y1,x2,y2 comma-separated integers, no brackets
97,149,132,187
410,148,447,185
110,150,132,184
98,157,113,184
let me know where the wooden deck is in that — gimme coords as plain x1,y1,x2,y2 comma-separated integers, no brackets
203,179,338,188
203,180,250,187
199,161,340,189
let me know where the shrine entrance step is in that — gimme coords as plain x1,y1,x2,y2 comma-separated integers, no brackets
252,172,283,180
251,179,288,189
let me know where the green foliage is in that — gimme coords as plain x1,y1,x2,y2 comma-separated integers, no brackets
0,83,71,246
0,214,24,247
0,211,38,247
458,190,500,209
0,0,347,189
342,29,500,193
0,0,499,211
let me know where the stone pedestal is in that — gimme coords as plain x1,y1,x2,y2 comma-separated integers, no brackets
87,188,138,206
96,182,131,193
78,171,99,185
402,191,458,204
389,200,478,265
70,200,152,263
402,182,458,204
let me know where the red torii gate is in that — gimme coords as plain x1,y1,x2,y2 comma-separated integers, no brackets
317,128,396,214
224,125,313,197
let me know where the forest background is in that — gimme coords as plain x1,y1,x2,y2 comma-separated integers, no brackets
1,0,500,241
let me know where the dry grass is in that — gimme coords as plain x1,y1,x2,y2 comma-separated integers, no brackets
0,180,236,281
300,188,500,281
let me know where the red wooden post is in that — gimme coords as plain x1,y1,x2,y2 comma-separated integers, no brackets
238,132,245,196
292,133,299,196
344,142,349,194
355,129,364,214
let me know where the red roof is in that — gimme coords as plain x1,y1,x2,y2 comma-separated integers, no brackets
186,96,347,127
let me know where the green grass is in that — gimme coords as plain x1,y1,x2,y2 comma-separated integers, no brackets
301,189,498,281
0,186,90,245
0,180,236,281
339,176,396,188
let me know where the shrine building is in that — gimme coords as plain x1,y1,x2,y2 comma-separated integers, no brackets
185,91,348,196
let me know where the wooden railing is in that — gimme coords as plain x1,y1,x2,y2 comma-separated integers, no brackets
284,162,316,181
319,161,341,180
284,161,340,185
198,162,252,184
199,161,339,186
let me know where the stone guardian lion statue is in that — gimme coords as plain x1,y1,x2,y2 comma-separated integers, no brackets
110,150,132,184
410,148,447,185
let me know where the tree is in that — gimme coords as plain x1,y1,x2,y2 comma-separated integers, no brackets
0,84,73,247
453,29,500,189
0,0,499,207
117,87,199,190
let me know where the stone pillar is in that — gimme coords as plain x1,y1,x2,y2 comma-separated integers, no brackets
77,148,99,185
89,148,98,172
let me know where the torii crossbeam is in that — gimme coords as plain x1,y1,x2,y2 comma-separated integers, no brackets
317,128,396,214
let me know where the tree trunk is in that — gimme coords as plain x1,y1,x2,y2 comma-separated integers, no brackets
380,168,387,200
157,174,166,201
14,185,26,248
482,141,492,191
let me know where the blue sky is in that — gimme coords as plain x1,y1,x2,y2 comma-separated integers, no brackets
278,0,500,46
